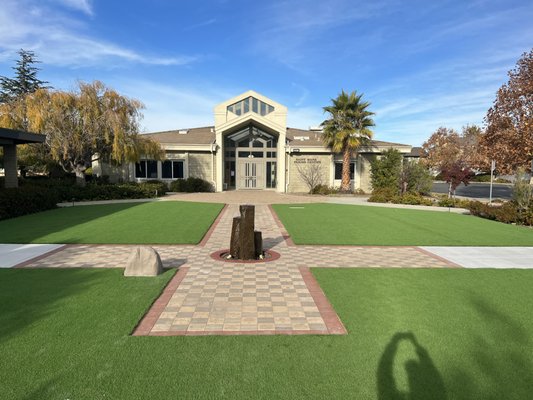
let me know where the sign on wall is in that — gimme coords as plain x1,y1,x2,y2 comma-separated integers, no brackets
294,158,321,164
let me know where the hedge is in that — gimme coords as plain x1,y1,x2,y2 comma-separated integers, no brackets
468,201,533,226
0,186,59,220
0,180,168,220
169,177,213,193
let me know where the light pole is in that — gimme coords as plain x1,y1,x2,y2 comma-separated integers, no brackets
489,159,495,204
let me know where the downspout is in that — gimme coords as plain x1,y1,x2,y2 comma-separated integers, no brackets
285,144,291,193
211,142,217,190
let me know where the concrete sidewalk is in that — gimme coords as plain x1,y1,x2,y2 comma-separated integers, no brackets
0,244,64,268
421,247,533,269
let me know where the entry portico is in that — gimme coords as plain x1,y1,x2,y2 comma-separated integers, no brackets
214,90,287,192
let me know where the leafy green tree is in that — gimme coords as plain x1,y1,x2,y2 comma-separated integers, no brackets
0,81,163,186
401,160,433,195
370,148,403,193
321,90,375,192
0,49,51,176
0,49,49,104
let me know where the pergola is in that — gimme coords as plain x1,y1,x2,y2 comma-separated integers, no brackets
0,127,46,188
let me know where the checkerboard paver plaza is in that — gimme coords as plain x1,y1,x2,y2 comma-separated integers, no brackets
21,201,454,335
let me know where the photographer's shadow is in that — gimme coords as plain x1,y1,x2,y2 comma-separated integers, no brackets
377,332,447,400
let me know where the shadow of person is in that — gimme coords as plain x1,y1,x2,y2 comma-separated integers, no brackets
377,332,447,400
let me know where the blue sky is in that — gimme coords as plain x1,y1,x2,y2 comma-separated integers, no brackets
0,0,531,145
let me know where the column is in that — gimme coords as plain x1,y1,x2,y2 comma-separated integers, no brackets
3,144,18,188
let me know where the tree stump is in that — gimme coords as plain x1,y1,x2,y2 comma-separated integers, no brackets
230,216,241,258
254,231,263,259
239,204,255,260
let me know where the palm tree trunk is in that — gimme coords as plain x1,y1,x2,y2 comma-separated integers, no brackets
341,147,352,192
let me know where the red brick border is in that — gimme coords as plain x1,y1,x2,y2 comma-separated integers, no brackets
132,266,190,336
267,205,295,246
199,204,228,247
13,245,68,268
299,267,347,335
147,330,335,336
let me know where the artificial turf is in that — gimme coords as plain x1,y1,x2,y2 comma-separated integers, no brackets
1,268,532,399
272,203,533,246
0,201,224,244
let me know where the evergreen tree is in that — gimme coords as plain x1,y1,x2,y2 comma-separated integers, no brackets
0,49,49,103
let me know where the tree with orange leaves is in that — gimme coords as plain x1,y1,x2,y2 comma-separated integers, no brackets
481,49,533,174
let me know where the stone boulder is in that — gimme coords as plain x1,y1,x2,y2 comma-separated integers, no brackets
124,246,163,277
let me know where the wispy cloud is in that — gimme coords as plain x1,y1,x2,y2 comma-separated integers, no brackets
291,83,310,107
250,0,390,72
287,106,323,130
112,80,238,133
54,0,93,16
184,18,217,31
0,0,197,68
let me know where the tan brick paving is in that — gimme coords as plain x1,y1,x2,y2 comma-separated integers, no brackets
20,199,454,335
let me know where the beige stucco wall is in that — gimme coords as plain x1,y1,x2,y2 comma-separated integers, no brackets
188,152,214,183
287,153,332,193
92,159,131,183
357,154,374,193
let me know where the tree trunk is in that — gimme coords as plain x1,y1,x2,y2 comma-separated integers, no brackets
341,147,352,193
74,167,86,187
448,181,452,198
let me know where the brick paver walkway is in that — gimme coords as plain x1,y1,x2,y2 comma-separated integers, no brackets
20,203,455,335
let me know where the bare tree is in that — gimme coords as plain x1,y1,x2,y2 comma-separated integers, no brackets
296,161,324,193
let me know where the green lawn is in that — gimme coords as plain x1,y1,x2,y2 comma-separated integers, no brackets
0,201,223,244
1,268,532,399
273,203,533,246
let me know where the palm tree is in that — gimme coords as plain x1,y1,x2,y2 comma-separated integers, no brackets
321,90,375,192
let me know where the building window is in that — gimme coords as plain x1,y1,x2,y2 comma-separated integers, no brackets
135,160,158,179
227,96,274,117
266,161,277,188
334,162,355,180
162,160,184,179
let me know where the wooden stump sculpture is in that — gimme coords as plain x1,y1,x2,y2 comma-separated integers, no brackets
229,204,263,260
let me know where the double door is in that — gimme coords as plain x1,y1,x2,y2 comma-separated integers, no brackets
238,160,264,189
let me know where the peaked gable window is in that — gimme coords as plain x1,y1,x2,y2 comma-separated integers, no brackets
227,96,274,117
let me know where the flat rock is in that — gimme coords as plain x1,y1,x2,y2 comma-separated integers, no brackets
124,246,163,277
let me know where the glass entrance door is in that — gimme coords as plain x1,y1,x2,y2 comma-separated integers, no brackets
238,160,264,189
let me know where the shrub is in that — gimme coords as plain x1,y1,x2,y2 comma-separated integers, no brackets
402,161,433,195
0,186,59,220
136,181,167,197
471,174,492,182
169,177,213,193
169,179,185,192
468,201,525,225
512,168,532,212
368,187,399,203
370,149,402,192
436,195,472,209
310,184,338,195
16,178,167,202
398,193,433,206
